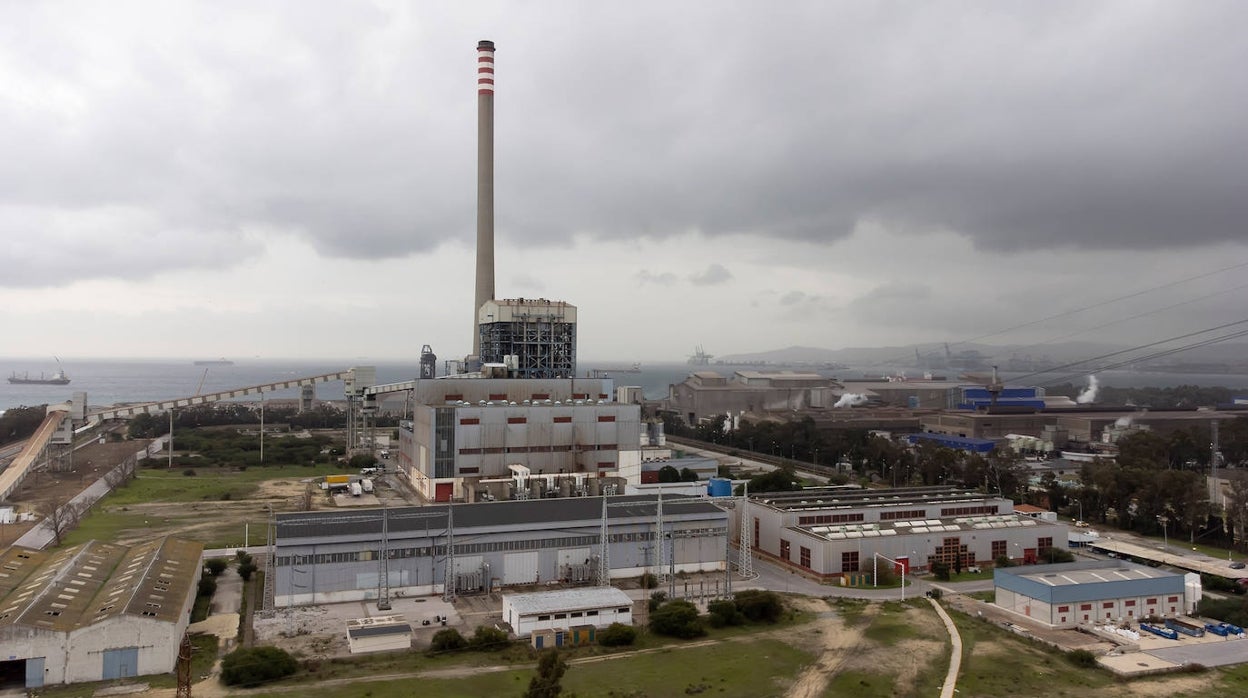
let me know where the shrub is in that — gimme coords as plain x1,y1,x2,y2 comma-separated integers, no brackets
648,591,667,612
469,625,510,651
734,589,784,624
639,572,658,589
932,561,951,581
220,646,297,687
598,622,637,647
182,468,197,477
205,558,228,577
1066,649,1097,668
707,599,744,628
237,559,257,582
649,599,705,639
429,628,467,653
995,555,1014,568
197,576,217,597
1041,547,1075,563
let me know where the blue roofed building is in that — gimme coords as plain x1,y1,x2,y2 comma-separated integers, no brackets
994,560,1196,629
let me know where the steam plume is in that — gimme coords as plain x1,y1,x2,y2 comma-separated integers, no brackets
835,393,868,408
1076,375,1100,404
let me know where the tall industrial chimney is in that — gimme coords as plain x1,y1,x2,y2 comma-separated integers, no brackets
473,39,496,357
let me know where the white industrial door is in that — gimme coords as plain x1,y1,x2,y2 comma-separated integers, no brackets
504,551,540,585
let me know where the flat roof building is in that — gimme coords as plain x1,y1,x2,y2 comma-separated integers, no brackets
394,377,642,502
271,495,727,608
994,560,1195,628
502,587,633,638
740,486,1068,579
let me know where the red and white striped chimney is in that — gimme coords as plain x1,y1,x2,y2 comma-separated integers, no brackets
473,40,496,357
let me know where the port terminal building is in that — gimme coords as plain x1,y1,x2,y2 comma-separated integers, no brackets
271,494,728,607
739,487,1068,579
994,560,1196,628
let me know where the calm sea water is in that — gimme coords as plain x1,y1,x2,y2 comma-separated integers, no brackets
1,357,1245,414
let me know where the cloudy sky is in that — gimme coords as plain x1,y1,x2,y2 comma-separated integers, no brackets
2,1,1246,363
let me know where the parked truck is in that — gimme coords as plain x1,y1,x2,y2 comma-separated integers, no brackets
350,481,363,497
323,474,351,491
361,478,374,494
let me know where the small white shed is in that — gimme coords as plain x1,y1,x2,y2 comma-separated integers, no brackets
346,615,413,654
503,587,634,638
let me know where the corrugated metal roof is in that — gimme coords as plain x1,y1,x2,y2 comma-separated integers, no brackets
0,537,202,632
504,587,633,616
276,494,725,540
347,623,412,639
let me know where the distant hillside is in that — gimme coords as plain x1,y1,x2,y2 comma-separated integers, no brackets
714,341,1248,368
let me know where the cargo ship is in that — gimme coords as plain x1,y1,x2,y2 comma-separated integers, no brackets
193,359,235,366
8,368,70,385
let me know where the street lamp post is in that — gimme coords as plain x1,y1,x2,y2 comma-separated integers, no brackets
1158,515,1169,554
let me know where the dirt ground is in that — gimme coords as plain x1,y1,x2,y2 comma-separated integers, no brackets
2,438,151,542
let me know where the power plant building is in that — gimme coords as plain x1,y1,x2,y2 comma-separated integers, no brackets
478,299,577,378
271,495,728,607
395,377,641,503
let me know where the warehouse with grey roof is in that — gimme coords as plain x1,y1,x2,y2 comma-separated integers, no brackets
269,494,728,608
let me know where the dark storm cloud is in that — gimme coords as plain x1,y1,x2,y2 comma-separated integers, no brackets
2,1,1246,289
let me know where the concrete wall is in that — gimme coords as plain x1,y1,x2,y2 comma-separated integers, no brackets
506,604,632,638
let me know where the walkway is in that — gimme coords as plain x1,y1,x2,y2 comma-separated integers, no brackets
928,597,963,698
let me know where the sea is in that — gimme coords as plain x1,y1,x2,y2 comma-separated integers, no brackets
2,357,1247,414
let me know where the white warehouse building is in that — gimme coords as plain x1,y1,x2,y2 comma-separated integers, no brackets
741,486,1069,578
0,538,202,690
503,587,634,638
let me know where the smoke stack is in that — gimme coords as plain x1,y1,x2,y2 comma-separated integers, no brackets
473,39,496,356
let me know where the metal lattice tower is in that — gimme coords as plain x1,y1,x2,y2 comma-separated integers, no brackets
597,494,610,585
261,504,276,615
443,501,456,601
175,633,192,698
738,485,754,578
654,489,667,584
377,504,391,610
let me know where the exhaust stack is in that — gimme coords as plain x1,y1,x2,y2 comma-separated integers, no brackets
473,39,496,356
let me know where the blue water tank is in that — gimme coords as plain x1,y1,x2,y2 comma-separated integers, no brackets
707,478,733,497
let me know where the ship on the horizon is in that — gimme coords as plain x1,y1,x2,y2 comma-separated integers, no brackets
8,368,70,385
193,358,235,366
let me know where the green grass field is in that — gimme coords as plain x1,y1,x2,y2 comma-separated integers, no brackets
254,637,813,698
61,464,344,548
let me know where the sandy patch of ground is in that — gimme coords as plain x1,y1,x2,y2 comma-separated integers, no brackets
785,598,879,698
837,603,950,696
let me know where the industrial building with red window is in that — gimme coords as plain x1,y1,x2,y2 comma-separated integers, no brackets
740,486,1068,579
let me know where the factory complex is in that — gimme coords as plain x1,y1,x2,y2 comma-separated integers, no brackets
744,486,1067,578
4,36,1247,693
